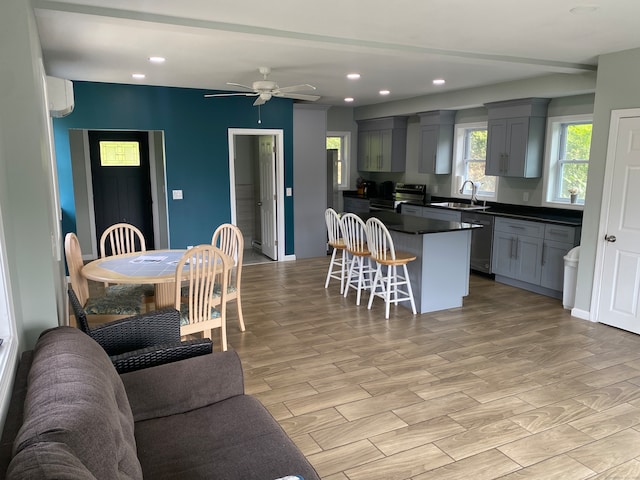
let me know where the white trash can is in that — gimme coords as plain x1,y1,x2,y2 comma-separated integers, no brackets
563,246,580,309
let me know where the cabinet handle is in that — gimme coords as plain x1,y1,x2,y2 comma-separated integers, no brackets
510,237,515,258
541,244,546,265
509,225,525,230
514,238,519,259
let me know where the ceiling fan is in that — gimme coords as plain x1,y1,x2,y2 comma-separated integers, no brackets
204,67,320,106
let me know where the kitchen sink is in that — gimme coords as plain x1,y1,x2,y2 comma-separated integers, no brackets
430,202,489,211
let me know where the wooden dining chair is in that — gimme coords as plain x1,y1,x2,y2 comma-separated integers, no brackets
64,232,142,325
211,223,245,332
365,217,417,319
324,208,348,294
174,244,232,351
99,222,155,304
341,213,375,306
100,222,146,258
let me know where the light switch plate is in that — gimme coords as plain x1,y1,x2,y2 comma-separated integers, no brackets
172,189,183,200
286,187,292,197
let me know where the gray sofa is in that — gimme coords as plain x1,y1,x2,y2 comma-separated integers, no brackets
1,327,320,479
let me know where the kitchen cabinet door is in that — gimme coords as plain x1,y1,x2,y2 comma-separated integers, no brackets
357,131,371,171
379,129,393,171
343,197,369,213
485,119,507,176
401,204,423,217
422,207,461,222
512,234,543,285
492,231,515,277
540,240,573,291
418,110,455,174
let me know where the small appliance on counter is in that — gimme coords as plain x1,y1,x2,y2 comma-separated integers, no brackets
356,178,377,197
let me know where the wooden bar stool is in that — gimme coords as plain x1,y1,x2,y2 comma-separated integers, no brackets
365,217,417,318
324,208,348,293
341,213,375,305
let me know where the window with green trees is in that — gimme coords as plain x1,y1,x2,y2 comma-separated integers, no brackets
546,116,592,205
453,123,497,200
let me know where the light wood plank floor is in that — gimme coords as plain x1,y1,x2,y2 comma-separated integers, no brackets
223,256,640,480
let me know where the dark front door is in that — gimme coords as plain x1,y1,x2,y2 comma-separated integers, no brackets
89,130,154,251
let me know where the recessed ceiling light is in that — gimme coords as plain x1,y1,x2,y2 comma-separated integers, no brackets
344,97,354,103
570,5,599,14
148,56,166,63
132,73,146,79
379,90,390,96
347,73,361,80
433,78,446,86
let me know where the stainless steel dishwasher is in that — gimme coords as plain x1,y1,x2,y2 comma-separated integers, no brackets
461,211,494,274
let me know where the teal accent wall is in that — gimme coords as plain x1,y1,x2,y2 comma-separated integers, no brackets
54,81,295,253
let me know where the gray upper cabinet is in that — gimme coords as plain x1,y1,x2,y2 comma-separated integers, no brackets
357,117,408,172
418,111,456,174
484,98,549,178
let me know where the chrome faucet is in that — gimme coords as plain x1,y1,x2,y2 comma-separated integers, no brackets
459,180,478,205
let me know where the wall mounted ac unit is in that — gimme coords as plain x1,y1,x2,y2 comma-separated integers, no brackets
46,76,74,117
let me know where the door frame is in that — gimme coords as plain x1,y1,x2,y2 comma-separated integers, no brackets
227,128,285,261
590,107,640,322
81,129,166,259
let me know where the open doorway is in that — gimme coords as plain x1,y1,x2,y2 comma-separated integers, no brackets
69,129,169,259
228,128,285,264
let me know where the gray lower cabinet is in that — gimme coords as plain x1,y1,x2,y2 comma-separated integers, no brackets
492,217,579,298
343,197,369,213
421,207,461,222
400,204,423,217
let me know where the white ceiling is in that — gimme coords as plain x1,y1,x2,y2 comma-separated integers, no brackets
33,0,640,107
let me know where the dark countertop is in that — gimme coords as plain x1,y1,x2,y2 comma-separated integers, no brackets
343,190,371,200
405,198,583,227
358,211,481,235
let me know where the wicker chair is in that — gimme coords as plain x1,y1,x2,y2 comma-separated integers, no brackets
68,288,212,374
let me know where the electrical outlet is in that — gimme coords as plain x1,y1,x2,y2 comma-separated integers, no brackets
172,190,183,200
523,192,529,202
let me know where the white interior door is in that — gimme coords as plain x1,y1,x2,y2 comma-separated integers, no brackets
259,135,277,260
595,113,640,333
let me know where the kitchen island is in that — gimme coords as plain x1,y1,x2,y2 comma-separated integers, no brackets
358,211,480,313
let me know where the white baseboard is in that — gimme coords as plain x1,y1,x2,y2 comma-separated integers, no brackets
571,307,593,322
281,254,296,262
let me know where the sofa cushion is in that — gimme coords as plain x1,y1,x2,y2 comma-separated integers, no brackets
8,327,142,480
134,395,319,480
7,442,97,479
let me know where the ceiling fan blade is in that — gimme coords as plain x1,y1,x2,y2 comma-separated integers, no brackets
253,96,268,106
226,82,255,91
276,84,317,94
204,92,257,98
275,92,321,102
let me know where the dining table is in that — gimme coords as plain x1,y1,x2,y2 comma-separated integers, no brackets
81,249,187,309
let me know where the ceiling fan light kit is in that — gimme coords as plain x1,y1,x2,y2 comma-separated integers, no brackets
204,66,320,106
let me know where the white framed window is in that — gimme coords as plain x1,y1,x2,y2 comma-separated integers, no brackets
0,200,18,428
543,114,592,207
451,122,498,201
326,132,350,189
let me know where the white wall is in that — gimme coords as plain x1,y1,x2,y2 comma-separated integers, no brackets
0,0,64,428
